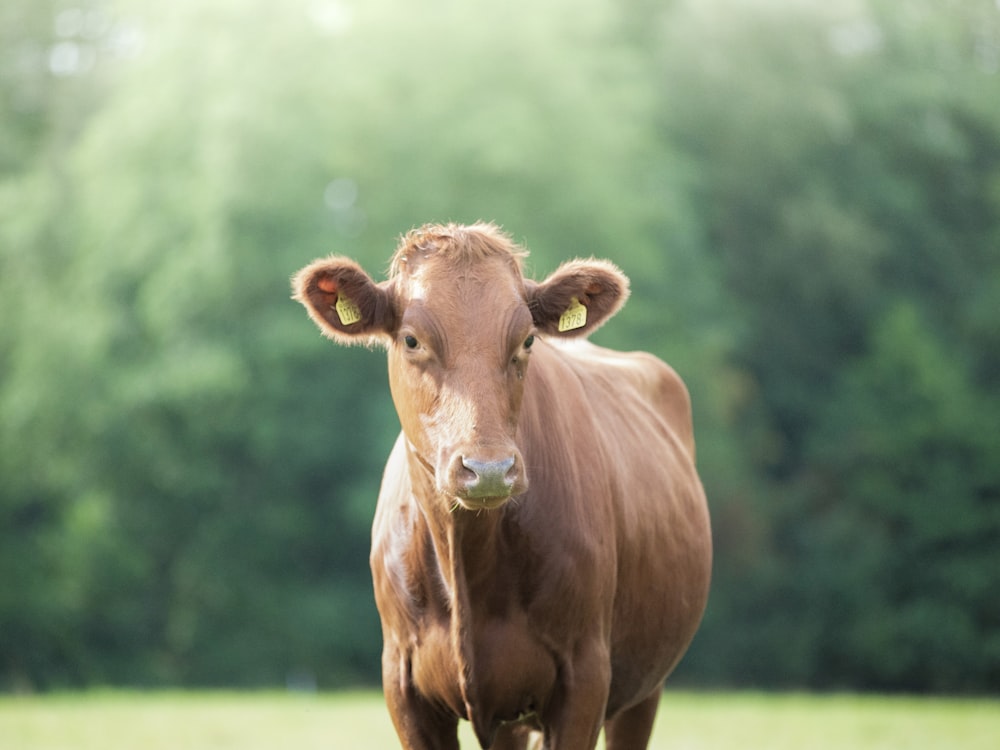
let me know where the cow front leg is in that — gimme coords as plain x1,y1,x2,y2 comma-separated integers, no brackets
603,687,661,750
540,648,611,750
383,650,460,750
384,683,459,750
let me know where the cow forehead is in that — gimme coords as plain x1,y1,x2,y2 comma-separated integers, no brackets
400,254,528,322
388,223,532,340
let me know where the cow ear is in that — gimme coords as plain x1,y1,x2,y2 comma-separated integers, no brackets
292,256,398,347
526,258,630,337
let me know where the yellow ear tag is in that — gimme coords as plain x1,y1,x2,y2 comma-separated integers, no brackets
335,294,362,326
557,297,587,332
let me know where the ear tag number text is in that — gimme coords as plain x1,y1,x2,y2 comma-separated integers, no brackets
335,294,362,326
558,297,587,332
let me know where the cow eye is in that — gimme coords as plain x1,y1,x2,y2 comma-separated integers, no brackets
523,335,535,350
403,335,419,350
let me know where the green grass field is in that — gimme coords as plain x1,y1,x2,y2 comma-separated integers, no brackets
0,690,996,749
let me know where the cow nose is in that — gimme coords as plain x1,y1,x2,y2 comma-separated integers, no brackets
460,456,517,499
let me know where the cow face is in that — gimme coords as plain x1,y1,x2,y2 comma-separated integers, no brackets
293,223,629,511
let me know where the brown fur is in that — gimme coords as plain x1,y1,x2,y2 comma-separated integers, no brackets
292,223,711,750
389,222,528,279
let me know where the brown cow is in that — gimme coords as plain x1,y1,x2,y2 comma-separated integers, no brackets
293,223,711,750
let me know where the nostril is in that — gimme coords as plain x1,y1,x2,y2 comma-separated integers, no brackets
458,462,478,483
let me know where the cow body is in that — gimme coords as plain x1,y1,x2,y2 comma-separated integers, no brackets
294,224,711,750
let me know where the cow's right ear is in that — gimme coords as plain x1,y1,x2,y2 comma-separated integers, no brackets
292,256,398,347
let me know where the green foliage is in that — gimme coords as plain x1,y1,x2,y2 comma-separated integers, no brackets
656,0,1000,693
1,0,998,692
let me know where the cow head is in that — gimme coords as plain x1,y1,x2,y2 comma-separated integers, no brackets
293,223,629,511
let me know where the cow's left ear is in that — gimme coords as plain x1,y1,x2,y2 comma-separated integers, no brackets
292,256,398,347
525,258,630,337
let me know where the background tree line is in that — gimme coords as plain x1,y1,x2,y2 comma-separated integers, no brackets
1,0,998,692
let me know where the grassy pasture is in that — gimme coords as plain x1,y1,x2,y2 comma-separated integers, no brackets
0,690,996,749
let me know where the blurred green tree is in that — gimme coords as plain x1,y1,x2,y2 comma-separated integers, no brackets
656,0,1000,691
1,0,998,692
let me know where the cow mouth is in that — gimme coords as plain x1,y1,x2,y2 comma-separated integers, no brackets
453,493,512,512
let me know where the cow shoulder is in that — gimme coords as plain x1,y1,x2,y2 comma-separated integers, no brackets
549,339,696,459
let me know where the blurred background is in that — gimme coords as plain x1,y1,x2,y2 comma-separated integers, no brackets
1,0,998,694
